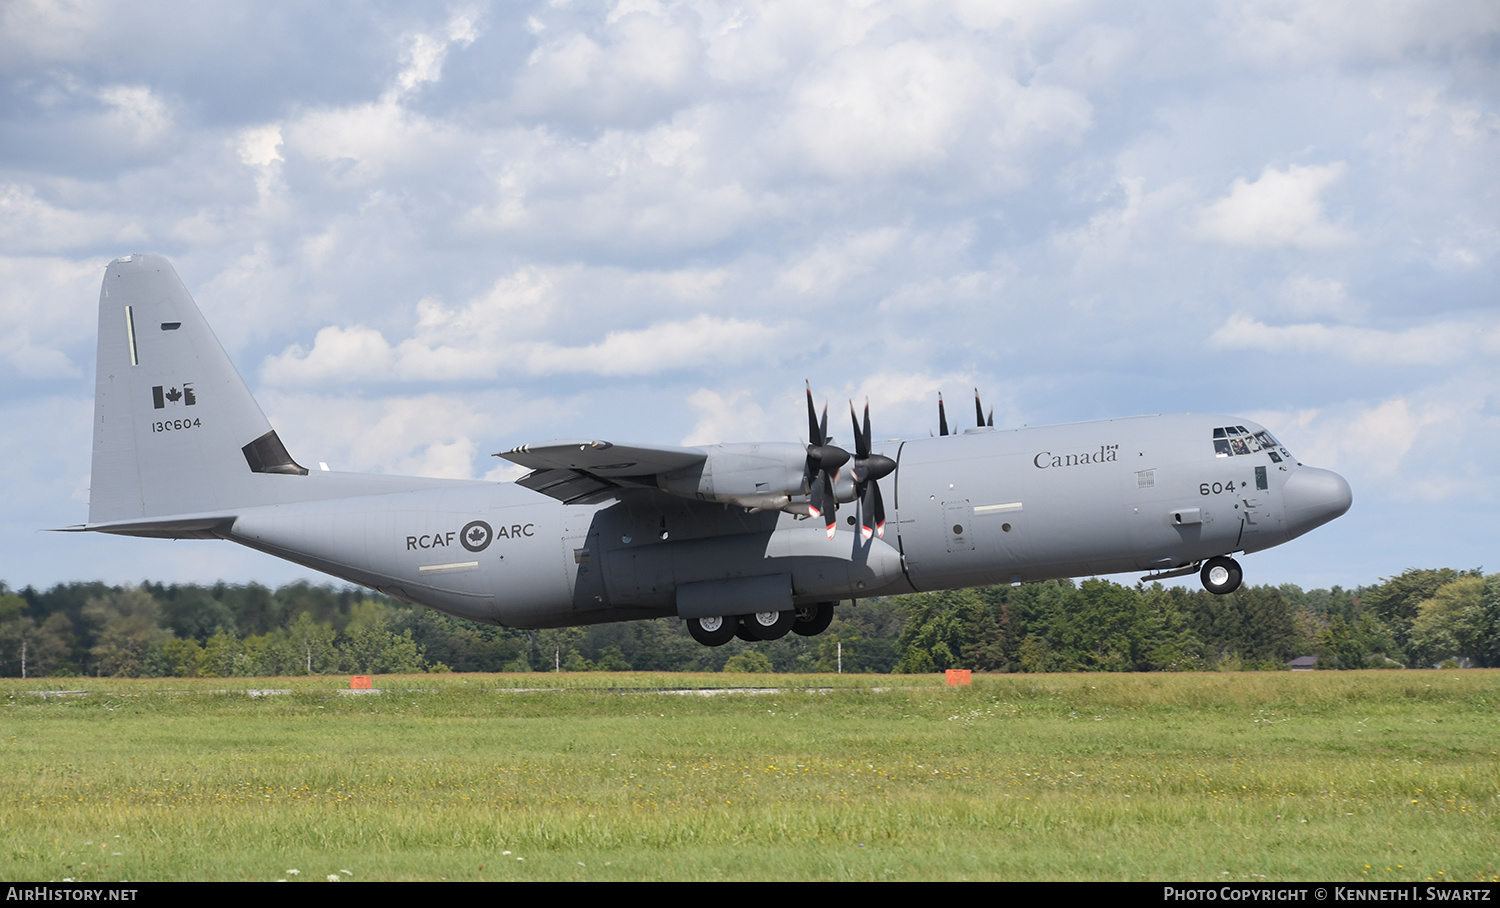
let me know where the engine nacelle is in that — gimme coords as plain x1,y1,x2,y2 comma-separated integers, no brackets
832,470,856,504
657,442,808,510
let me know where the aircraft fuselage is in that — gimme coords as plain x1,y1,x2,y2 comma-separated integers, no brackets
221,413,1348,629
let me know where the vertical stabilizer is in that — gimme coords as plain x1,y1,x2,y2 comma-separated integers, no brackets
89,254,305,524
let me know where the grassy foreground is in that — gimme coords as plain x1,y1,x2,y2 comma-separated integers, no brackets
2,671,1497,881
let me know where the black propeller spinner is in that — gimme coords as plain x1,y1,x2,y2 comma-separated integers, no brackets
805,382,849,538
849,398,896,540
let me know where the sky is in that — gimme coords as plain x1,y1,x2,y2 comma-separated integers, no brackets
2,0,1496,593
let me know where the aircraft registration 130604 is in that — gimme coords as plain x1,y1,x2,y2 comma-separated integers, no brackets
71,255,1352,646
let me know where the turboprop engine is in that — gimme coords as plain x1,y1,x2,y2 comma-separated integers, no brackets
656,442,816,513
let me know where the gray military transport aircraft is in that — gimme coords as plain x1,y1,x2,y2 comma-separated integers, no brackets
73,254,1352,646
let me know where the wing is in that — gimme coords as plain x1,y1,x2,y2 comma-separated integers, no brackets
498,440,706,504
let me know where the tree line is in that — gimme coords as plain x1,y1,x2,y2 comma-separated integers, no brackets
0,568,1493,678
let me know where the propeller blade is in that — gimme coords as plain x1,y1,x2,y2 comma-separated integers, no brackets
861,399,873,454
987,407,994,428
844,398,894,540
975,389,985,429
860,480,876,540
806,381,822,446
938,392,949,436
819,472,837,539
803,382,844,537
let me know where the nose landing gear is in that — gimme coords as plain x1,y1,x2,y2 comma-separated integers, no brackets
1200,556,1243,595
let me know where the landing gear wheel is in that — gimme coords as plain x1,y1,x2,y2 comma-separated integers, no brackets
792,602,835,637
685,615,736,646
1201,556,1243,595
743,609,795,641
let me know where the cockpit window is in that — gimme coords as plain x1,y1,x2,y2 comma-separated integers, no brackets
1212,427,1291,461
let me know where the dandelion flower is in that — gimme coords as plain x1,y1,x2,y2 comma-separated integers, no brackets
327,874,340,882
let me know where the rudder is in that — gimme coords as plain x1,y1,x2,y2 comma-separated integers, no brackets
89,254,306,524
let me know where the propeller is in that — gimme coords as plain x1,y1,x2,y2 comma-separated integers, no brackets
849,398,896,540
974,388,994,428
805,382,848,539
935,388,994,435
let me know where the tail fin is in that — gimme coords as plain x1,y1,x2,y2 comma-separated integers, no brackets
89,254,306,524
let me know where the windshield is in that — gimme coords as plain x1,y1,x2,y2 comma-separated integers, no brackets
1212,426,1291,463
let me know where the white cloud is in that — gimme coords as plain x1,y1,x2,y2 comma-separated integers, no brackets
266,325,396,385
1208,313,1500,366
1198,163,1350,249
512,5,704,124
397,10,480,95
0,0,109,67
1251,380,1498,503
785,41,985,178
0,255,101,377
780,39,1091,183
0,183,145,254
237,124,284,168
282,99,463,184
260,391,488,478
1220,0,1500,68
681,388,777,446
1276,275,1362,320
95,84,171,146
262,301,787,384
269,11,482,185
778,228,905,296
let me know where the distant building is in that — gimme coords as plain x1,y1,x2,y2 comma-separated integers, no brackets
1287,656,1317,671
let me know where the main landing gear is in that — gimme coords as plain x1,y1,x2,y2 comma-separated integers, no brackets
684,601,837,647
1200,556,1243,595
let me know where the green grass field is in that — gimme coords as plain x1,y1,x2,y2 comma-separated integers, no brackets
3,671,1497,881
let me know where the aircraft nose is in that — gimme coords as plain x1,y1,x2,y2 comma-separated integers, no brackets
1282,466,1352,539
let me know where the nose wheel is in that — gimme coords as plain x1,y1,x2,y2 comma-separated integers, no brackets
1200,556,1242,595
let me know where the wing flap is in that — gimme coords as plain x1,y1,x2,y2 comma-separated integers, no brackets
515,468,618,504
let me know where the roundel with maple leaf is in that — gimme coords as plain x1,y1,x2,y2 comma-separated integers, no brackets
460,520,493,553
